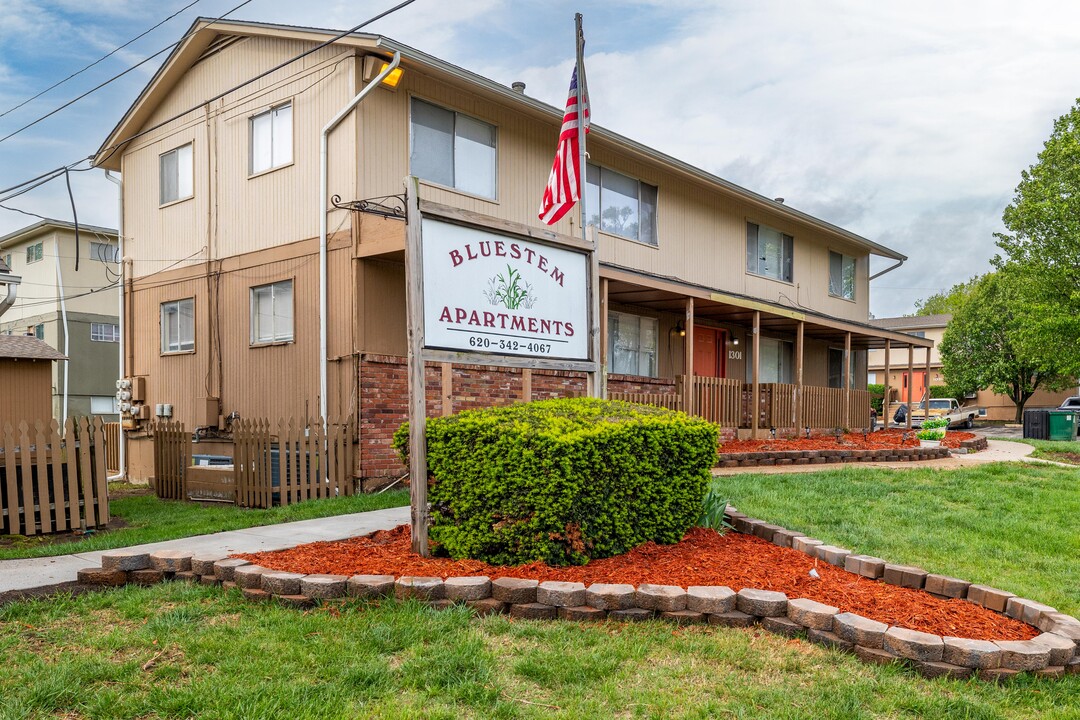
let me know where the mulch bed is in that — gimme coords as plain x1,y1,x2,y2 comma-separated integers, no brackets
720,428,977,453
235,525,1036,642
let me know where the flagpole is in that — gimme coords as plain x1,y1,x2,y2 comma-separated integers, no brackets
575,13,602,399
575,12,587,243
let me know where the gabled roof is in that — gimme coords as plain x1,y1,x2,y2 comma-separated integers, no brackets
0,219,117,250
871,314,951,330
0,335,66,361
94,17,907,262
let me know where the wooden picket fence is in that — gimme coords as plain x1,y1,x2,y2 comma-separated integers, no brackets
152,421,189,501
234,418,355,509
609,391,682,411
0,417,109,536
104,422,122,475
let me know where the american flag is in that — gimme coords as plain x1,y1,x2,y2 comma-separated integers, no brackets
538,65,590,225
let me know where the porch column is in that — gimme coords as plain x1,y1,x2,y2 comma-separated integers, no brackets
906,345,914,430
795,321,804,430
925,346,932,407
844,331,852,429
752,310,760,439
599,277,609,398
683,297,695,415
883,339,891,429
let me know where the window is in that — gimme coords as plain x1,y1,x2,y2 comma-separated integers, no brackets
159,143,193,205
608,311,658,377
909,330,926,339
410,98,496,199
829,251,856,300
161,298,194,353
91,241,119,263
90,396,119,415
1,253,11,270
250,280,293,344
755,337,793,384
33,323,44,340
26,242,43,264
746,222,793,282
91,322,120,342
250,102,293,174
586,164,658,245
828,347,856,389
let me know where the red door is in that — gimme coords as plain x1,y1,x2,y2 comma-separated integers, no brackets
693,327,726,378
902,371,927,402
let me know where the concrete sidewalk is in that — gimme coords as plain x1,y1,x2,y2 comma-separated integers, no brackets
0,505,410,597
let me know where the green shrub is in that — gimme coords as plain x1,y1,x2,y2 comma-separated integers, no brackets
868,384,885,413
393,398,719,566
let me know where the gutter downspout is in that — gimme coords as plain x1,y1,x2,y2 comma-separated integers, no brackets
319,51,400,423
0,277,18,317
870,257,904,281
105,170,126,481
54,236,70,422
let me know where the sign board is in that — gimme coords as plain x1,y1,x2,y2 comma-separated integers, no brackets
421,218,590,361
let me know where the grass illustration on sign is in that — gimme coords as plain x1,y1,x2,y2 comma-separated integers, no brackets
484,264,537,309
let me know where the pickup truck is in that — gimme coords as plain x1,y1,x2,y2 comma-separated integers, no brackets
888,398,977,429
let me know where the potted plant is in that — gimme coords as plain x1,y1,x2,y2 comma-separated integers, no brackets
916,417,949,447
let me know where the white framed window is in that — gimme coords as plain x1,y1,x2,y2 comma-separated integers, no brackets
91,241,119,264
26,242,43,264
829,251,856,300
746,222,793,283
1,253,11,271
754,337,793,384
250,280,293,345
608,311,658,378
90,396,119,415
161,298,194,353
586,164,658,246
91,322,120,343
159,142,193,205
250,102,293,174
410,98,497,199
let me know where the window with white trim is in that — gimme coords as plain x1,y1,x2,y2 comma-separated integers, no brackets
91,241,119,263
1,253,11,271
608,311,658,377
90,396,119,415
410,98,497,199
586,164,658,245
159,143,193,205
829,251,856,300
754,337,793,384
161,298,194,353
250,102,293,174
746,222,793,282
26,242,43,264
250,280,293,345
91,322,120,342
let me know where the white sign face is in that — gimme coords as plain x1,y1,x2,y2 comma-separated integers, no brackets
421,218,589,360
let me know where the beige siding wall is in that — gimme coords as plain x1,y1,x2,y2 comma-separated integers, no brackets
867,326,942,371
356,66,872,323
0,360,54,424
122,37,357,278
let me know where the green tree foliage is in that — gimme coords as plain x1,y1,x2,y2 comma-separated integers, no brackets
910,276,980,316
939,273,1072,421
994,100,1080,376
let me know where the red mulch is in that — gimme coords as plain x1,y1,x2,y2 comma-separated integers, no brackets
235,525,1035,642
721,428,977,453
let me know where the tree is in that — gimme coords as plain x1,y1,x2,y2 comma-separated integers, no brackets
938,273,1073,422
994,99,1080,377
909,276,981,316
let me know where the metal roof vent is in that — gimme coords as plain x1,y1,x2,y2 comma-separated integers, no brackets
774,197,785,204
511,81,526,94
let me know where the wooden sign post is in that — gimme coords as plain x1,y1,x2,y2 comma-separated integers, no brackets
402,177,600,556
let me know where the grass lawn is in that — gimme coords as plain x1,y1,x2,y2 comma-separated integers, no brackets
1003,438,1080,466
716,463,1080,616
1,582,1078,720
0,485,410,562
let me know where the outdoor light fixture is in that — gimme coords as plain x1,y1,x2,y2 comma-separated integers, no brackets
673,321,686,337
732,336,740,346
363,55,404,89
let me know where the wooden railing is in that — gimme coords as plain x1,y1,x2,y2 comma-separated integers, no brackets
686,376,742,426
1,418,109,536
609,391,682,411
104,422,121,475
234,418,355,509
152,421,189,501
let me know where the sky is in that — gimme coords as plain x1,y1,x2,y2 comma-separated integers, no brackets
1,0,1077,318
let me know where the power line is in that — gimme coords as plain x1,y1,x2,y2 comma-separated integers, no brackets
0,0,204,120
0,0,256,146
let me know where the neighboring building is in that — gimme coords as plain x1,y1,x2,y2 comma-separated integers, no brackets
0,335,66,426
0,220,121,420
94,18,931,484
867,314,1074,420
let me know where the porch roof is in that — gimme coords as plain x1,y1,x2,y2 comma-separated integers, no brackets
602,266,933,351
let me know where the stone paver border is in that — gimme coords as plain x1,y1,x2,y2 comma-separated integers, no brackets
716,437,987,469
72,509,1078,683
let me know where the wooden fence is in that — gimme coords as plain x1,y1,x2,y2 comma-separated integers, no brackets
1,417,109,536
686,376,742,426
152,421,189,501
609,391,682,411
104,422,121,475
